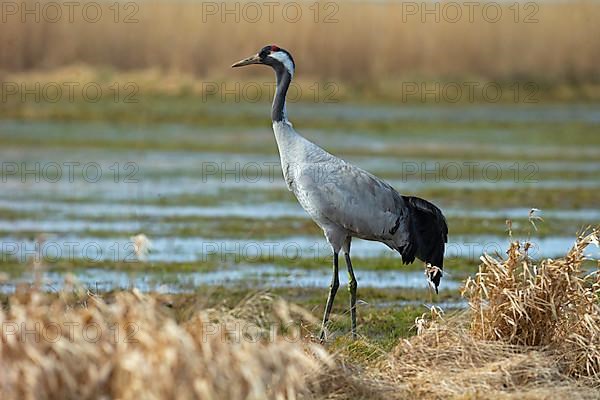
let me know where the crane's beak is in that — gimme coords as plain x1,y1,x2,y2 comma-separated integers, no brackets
231,54,262,68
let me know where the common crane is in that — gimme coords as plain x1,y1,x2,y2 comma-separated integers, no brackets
232,45,448,340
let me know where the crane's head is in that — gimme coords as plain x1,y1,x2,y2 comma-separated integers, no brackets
231,45,295,76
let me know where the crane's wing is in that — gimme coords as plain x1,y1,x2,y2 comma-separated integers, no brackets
291,161,447,270
292,162,412,252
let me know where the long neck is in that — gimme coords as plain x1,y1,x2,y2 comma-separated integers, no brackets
272,66,292,122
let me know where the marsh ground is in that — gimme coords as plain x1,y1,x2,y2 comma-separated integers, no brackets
1,94,599,349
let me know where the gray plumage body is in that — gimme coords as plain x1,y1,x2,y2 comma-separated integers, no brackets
274,120,413,255
233,45,448,339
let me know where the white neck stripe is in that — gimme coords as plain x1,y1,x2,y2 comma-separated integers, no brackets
269,51,294,76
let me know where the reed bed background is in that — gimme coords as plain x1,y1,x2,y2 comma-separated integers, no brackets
1,0,599,86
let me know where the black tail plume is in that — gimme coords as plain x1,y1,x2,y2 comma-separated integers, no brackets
403,196,448,292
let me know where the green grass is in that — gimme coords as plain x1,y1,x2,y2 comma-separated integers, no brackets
1,97,600,159
0,251,477,275
153,285,459,355
0,206,591,240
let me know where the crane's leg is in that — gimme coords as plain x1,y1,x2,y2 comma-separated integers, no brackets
345,252,358,339
319,252,339,342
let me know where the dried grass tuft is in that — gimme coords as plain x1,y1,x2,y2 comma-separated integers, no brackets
464,228,600,379
2,230,599,399
380,311,585,399
0,287,331,400
376,228,600,399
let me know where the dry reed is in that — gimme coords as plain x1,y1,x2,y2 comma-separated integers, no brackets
1,1,599,85
464,229,600,377
374,228,600,399
2,230,599,399
0,286,331,399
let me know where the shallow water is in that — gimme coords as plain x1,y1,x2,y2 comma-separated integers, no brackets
2,233,597,265
0,264,462,294
0,108,598,292
0,198,597,225
2,159,598,201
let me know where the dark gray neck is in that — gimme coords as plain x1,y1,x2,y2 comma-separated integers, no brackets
272,66,292,122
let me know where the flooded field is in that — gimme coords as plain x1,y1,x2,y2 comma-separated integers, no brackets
4,4,600,397
0,264,465,294
1,103,599,302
